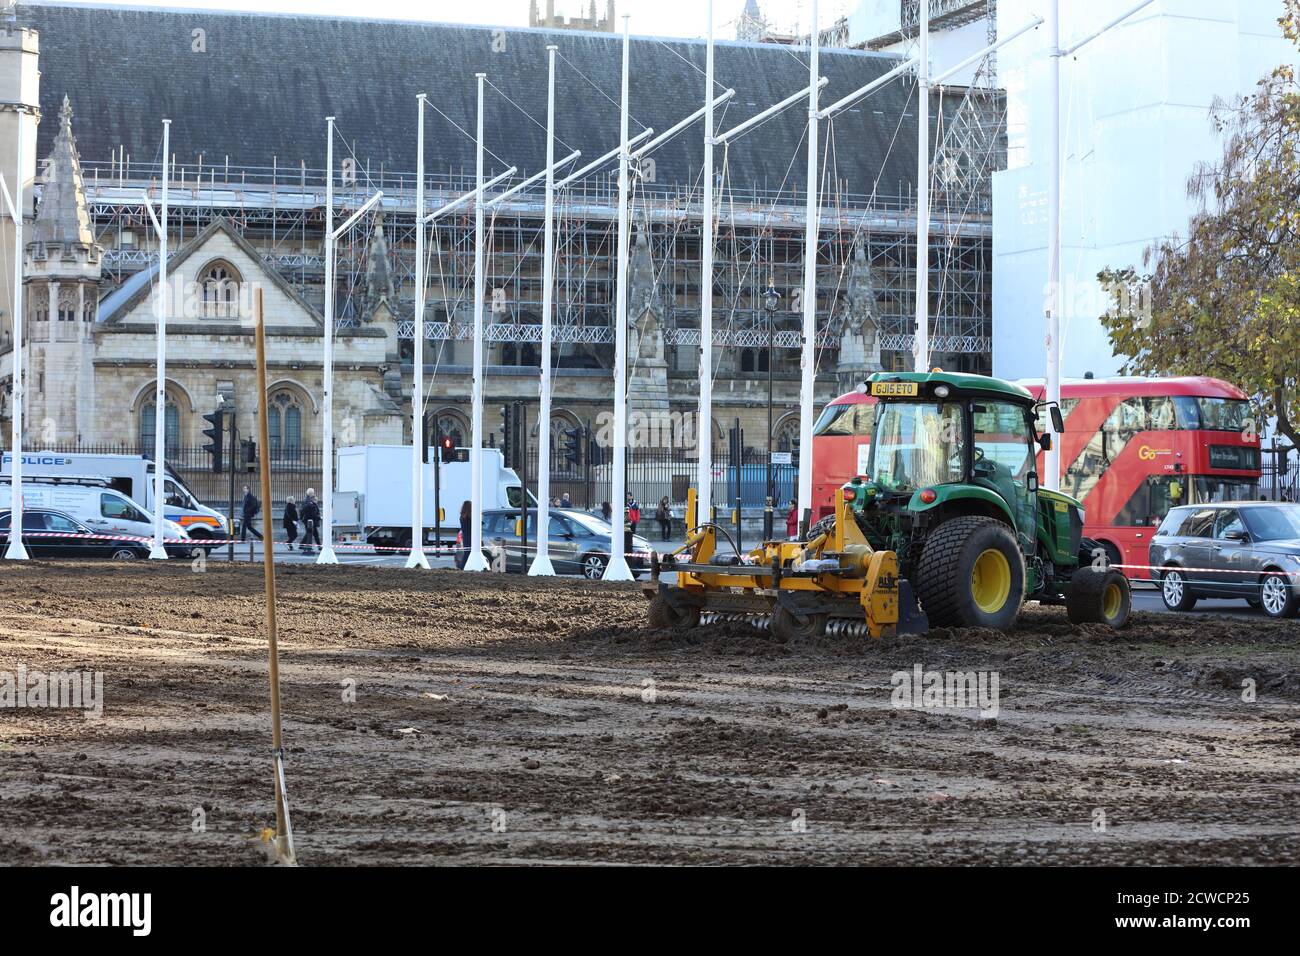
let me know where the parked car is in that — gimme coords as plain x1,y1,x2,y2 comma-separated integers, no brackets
0,509,151,560
465,507,652,579
1149,501,1300,617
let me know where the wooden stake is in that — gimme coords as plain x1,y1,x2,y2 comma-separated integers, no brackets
256,287,296,865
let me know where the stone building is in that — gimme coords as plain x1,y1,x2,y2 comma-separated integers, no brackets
0,2,997,506
528,0,615,33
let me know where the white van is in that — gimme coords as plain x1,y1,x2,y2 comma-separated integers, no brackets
335,445,533,551
0,479,193,556
0,452,229,541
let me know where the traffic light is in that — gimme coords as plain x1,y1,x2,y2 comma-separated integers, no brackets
439,435,456,464
241,438,257,473
201,408,225,473
563,426,583,469
500,404,514,468
421,414,433,464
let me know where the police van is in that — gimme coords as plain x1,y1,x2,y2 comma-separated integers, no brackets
1,452,229,541
0,477,194,556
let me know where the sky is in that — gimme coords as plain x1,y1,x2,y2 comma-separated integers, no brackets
56,0,859,40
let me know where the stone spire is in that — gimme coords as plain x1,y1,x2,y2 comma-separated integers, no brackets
361,211,397,323
31,96,94,249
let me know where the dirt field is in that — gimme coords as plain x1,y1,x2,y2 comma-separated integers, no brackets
0,561,1297,866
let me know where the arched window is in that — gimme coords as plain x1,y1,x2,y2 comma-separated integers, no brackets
57,287,77,322
267,390,303,461
199,260,242,319
29,287,49,323
435,412,466,448
139,399,180,455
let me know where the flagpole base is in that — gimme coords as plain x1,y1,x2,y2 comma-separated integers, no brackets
4,540,29,560
528,553,556,576
404,548,430,569
462,548,489,572
316,546,339,565
148,542,169,560
602,554,634,581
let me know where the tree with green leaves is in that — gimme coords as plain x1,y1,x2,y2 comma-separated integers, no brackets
1098,2,1300,447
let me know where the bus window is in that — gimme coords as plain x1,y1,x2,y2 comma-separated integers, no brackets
1193,477,1258,502
813,403,874,437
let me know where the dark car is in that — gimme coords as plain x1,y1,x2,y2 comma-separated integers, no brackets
0,509,151,560
1149,501,1300,617
475,507,652,579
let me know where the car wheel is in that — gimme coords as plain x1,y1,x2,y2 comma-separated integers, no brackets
1160,567,1196,611
581,553,607,579
1258,571,1299,618
111,547,140,561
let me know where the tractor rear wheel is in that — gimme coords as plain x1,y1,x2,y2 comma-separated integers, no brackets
648,593,700,629
915,516,1025,629
1066,567,1131,628
771,606,826,643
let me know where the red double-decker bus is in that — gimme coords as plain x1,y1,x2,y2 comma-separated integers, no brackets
811,376,1260,571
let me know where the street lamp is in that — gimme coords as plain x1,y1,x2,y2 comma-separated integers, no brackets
762,276,782,540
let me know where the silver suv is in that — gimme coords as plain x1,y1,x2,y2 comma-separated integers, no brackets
1149,502,1300,617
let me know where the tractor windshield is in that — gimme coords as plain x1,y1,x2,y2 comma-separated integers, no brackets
869,402,965,492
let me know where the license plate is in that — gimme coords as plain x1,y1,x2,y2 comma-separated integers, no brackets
870,381,919,397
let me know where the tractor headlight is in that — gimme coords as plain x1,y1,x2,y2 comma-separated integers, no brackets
934,385,950,398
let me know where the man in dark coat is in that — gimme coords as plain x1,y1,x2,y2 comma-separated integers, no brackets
299,490,322,555
240,485,262,541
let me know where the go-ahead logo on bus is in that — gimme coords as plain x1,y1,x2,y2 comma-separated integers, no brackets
1137,445,1172,462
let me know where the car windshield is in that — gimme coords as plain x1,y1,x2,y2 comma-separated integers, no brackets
1241,505,1300,541
868,402,965,492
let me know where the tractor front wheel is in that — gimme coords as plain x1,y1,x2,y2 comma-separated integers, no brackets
1066,567,1131,628
915,516,1025,629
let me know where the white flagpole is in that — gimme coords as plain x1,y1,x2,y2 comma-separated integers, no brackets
796,0,820,531
530,45,560,576
463,74,491,572
149,119,171,559
1045,0,1062,490
912,0,930,374
2,116,27,559
317,117,340,563
698,0,715,528
407,94,431,567
604,15,634,581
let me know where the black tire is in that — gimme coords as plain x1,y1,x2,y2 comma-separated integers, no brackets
915,516,1025,629
111,547,140,561
1258,570,1299,618
1066,567,1131,627
581,553,607,580
771,606,826,642
1159,566,1197,611
647,593,700,629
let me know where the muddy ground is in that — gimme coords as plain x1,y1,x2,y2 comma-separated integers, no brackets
0,561,1297,866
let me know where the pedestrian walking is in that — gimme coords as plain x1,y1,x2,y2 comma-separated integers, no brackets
240,485,262,541
600,500,612,524
560,492,572,508
626,493,641,535
283,495,299,551
656,496,672,541
299,489,322,554
786,501,799,540
457,499,473,570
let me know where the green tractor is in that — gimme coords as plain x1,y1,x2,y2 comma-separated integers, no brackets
835,370,1131,630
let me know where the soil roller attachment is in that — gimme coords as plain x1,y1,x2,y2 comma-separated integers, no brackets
644,487,929,641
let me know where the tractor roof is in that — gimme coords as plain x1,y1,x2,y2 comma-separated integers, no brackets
864,371,1035,403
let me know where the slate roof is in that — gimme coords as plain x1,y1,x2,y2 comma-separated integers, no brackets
22,2,928,198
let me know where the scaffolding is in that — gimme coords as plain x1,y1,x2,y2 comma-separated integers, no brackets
81,154,994,375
